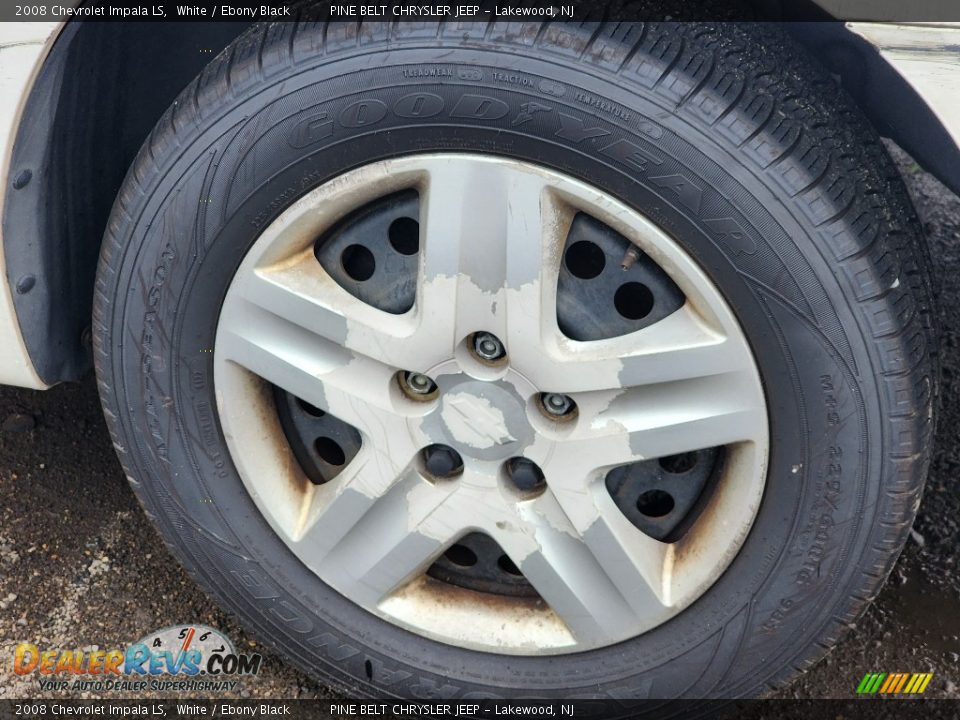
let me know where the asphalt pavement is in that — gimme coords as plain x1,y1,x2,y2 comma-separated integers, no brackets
1,145,959,701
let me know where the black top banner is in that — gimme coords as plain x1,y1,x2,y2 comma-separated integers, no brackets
5,0,960,23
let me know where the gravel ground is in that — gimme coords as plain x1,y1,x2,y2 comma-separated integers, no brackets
0,146,958,702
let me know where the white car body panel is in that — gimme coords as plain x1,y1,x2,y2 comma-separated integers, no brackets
849,22,960,157
0,19,958,389
0,22,59,389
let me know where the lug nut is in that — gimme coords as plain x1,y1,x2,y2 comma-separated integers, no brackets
473,332,506,362
423,444,463,479
541,393,575,417
399,371,438,400
506,457,546,493
406,372,434,394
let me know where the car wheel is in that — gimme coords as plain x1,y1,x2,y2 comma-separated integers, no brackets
94,17,936,699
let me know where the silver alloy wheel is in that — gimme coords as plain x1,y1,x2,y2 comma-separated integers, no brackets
213,154,769,655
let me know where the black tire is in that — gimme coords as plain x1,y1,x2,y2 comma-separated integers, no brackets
94,17,936,700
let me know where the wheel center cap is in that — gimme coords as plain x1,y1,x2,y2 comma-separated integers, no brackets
425,378,533,460
442,392,515,449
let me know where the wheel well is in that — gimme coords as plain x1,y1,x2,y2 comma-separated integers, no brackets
2,21,250,384
789,22,960,198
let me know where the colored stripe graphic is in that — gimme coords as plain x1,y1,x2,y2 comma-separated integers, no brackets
856,673,886,694
879,674,897,693
856,672,932,694
903,674,919,694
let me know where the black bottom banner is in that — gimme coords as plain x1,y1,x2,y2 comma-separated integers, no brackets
1,699,957,720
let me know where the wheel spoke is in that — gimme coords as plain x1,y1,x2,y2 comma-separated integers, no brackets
231,259,442,372
557,366,765,473
416,158,566,358
305,473,493,607
524,303,749,393
217,300,402,434
291,444,409,549
487,489,666,643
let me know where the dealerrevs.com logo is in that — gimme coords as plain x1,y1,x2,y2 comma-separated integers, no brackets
13,625,262,693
